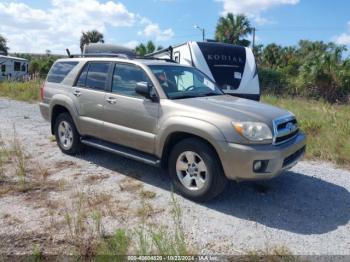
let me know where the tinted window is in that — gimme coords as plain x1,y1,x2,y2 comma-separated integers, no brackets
76,64,89,87
47,62,78,83
112,63,150,97
85,62,110,90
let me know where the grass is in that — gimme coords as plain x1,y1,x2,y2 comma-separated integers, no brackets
244,245,295,262
263,95,350,167
63,192,190,258
0,128,62,197
0,79,42,102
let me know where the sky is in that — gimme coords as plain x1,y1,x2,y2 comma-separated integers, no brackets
1,0,350,54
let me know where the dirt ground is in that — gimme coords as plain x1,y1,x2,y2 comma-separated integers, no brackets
0,98,349,256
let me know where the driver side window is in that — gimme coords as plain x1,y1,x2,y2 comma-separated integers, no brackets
176,71,193,91
112,63,150,98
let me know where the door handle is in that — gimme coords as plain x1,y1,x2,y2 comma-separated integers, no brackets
73,90,81,97
106,97,117,104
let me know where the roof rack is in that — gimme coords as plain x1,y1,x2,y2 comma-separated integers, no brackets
65,49,176,63
134,56,176,63
66,51,131,59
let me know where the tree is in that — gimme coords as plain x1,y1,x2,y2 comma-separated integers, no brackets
215,13,253,46
135,41,163,56
0,34,9,55
262,43,284,68
80,30,105,53
253,44,264,65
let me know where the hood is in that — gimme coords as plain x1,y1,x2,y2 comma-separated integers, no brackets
172,95,292,127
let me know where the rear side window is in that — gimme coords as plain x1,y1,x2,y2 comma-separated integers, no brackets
47,62,78,83
76,62,110,91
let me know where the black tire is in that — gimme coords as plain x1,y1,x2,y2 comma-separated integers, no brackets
54,113,81,155
168,138,228,202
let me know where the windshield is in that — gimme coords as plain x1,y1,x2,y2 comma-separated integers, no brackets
149,65,223,99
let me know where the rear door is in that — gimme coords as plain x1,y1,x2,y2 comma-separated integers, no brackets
72,61,112,138
102,62,159,154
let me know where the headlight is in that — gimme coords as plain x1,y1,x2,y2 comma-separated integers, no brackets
233,122,273,142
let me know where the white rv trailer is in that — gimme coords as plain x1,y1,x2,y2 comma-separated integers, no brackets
148,41,260,101
0,55,29,81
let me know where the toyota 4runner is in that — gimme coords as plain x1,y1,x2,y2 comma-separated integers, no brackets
39,55,306,201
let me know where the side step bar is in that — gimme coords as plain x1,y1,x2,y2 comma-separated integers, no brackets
81,137,161,167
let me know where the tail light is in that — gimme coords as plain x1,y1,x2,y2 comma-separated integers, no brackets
40,84,44,101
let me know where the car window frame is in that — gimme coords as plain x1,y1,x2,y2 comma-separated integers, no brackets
73,61,113,92
106,62,159,101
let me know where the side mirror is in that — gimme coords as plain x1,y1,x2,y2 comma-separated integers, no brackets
136,82,158,101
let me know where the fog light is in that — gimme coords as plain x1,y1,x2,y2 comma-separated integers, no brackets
253,161,262,171
253,160,269,173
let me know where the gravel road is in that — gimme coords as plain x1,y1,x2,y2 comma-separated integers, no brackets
0,97,349,255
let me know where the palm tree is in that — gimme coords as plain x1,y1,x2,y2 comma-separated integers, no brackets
135,41,163,56
0,34,9,55
262,43,284,68
215,13,253,46
80,30,105,53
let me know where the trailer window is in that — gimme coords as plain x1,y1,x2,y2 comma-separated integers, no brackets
1,65,5,73
14,62,21,72
47,61,78,83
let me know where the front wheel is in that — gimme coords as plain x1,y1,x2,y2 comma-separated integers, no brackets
54,113,81,155
168,138,228,202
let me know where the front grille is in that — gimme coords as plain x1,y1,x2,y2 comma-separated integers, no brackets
275,129,299,143
273,115,299,145
283,146,306,167
277,119,297,131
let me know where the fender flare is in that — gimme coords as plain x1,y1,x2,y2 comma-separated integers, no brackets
155,116,227,158
49,95,81,133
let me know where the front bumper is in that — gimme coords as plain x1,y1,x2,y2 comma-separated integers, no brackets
217,132,306,181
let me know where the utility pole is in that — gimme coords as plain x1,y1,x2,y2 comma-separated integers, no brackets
252,27,256,53
194,25,205,41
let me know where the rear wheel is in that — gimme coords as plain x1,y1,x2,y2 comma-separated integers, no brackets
168,138,228,202
54,113,81,155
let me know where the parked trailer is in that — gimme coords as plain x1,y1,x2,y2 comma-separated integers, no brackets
148,41,260,101
0,55,29,81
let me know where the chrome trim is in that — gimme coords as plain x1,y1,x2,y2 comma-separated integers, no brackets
272,115,299,145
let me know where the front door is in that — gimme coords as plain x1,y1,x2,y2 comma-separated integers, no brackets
102,63,159,154
72,61,111,138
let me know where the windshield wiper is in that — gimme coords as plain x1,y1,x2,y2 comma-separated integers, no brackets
171,94,200,100
198,92,221,97
171,92,221,100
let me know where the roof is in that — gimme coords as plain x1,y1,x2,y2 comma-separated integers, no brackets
0,55,28,61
